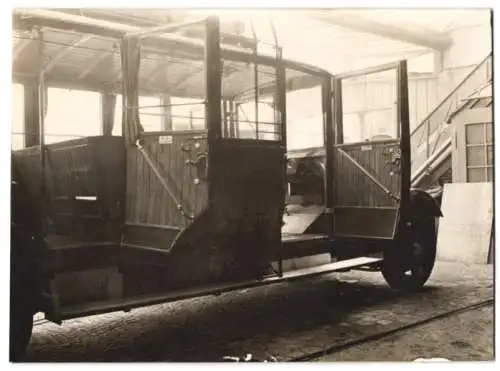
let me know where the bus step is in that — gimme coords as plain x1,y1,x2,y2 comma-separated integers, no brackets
59,257,382,321
271,256,383,281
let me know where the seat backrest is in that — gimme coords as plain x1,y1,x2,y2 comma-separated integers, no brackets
13,136,126,245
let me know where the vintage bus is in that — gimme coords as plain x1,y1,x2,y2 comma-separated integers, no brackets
11,11,441,360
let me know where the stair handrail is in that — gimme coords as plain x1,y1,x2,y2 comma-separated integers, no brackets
411,139,452,187
410,52,492,175
410,52,492,138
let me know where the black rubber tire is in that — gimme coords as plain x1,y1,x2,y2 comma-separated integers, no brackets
9,297,34,362
381,218,437,292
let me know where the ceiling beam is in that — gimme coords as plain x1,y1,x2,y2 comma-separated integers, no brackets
13,9,328,77
307,11,452,51
169,65,205,92
125,18,207,39
144,61,168,86
60,8,256,49
77,51,114,80
12,38,32,65
44,35,93,74
12,28,47,66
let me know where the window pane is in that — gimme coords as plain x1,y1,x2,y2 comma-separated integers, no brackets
138,96,162,132
286,85,323,149
11,84,24,150
45,88,101,144
114,95,174,134
235,100,279,141
342,69,397,144
466,123,485,145
466,146,486,166
364,109,395,140
342,113,361,144
487,167,493,182
171,97,205,131
486,145,493,166
237,118,257,139
467,167,486,183
485,122,493,144
219,60,285,141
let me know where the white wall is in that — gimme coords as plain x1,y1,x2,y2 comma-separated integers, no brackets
437,20,492,100
285,74,441,147
442,24,492,70
340,75,439,141
341,21,493,141
409,77,439,129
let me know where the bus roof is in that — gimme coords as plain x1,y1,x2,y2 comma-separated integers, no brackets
13,9,327,100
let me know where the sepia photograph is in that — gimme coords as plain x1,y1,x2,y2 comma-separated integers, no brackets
7,1,495,364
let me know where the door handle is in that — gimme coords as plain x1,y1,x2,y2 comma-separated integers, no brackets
186,153,208,183
385,149,401,175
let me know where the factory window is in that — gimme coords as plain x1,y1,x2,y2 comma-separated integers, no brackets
44,88,101,144
114,95,163,135
465,122,493,182
170,97,206,131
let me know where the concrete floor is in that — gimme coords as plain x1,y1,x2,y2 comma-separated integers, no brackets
318,304,493,362
25,261,493,362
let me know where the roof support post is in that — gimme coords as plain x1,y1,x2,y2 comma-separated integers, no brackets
322,75,334,214
36,27,47,213
101,92,117,136
397,60,411,221
161,95,173,131
204,16,221,200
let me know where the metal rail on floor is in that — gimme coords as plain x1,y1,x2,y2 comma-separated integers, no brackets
289,298,494,362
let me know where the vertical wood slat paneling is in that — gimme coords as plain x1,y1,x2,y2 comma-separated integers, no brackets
333,140,401,239
334,141,401,208
141,153,150,222
13,137,125,241
170,136,181,225
125,148,135,222
15,141,96,198
125,132,209,228
128,152,138,222
151,148,160,224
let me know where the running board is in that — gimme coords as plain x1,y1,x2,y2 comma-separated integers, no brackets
273,256,382,280
58,256,382,321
